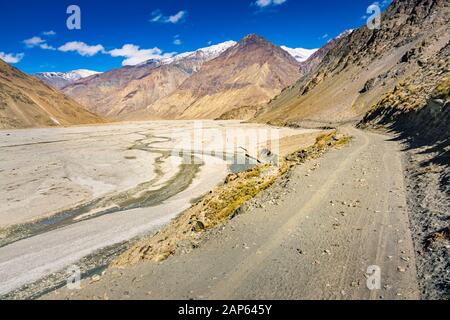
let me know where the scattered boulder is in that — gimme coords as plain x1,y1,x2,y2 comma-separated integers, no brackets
192,221,205,232
400,49,416,63
359,78,375,94
225,173,238,184
258,148,279,165
90,275,101,283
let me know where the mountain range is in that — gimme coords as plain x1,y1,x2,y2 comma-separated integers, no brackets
255,0,449,126
0,0,447,130
0,60,103,129
0,0,448,301
1,35,334,126
33,69,101,89
136,34,306,120
60,41,238,118
58,36,328,120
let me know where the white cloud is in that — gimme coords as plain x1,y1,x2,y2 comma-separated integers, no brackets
21,33,176,67
167,11,186,23
51,39,173,66
151,14,163,22
150,10,187,24
173,35,182,45
0,52,24,64
40,43,56,50
23,36,56,50
43,30,56,36
108,44,175,66
58,41,105,56
23,36,45,48
255,0,287,8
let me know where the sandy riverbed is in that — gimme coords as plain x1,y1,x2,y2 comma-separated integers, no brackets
0,120,317,295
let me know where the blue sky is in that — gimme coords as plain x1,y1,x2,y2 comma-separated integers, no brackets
0,0,391,74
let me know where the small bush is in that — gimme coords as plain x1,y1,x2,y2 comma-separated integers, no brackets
433,76,450,100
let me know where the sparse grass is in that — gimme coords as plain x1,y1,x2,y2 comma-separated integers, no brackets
203,165,282,227
335,135,352,147
315,131,335,147
433,76,450,100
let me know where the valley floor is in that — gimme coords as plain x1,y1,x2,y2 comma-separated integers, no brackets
46,127,422,300
0,121,313,298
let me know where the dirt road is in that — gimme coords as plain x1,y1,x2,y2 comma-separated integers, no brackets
47,127,420,300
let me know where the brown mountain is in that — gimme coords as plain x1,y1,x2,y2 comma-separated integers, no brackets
255,0,450,126
136,34,303,120
63,62,192,118
62,42,236,118
0,60,104,129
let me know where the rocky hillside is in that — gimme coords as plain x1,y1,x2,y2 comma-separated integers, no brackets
255,0,450,126
0,60,104,129
138,34,303,120
62,42,236,118
34,69,101,89
299,30,353,76
362,43,449,138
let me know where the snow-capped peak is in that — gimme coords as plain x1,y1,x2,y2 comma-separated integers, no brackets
161,40,237,65
70,69,101,79
36,69,101,81
138,40,316,66
336,29,354,39
34,69,102,89
280,46,319,63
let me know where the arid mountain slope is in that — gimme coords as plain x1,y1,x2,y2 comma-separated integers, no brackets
362,42,449,138
299,30,353,76
255,0,450,125
0,60,104,129
63,42,236,118
139,34,303,120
